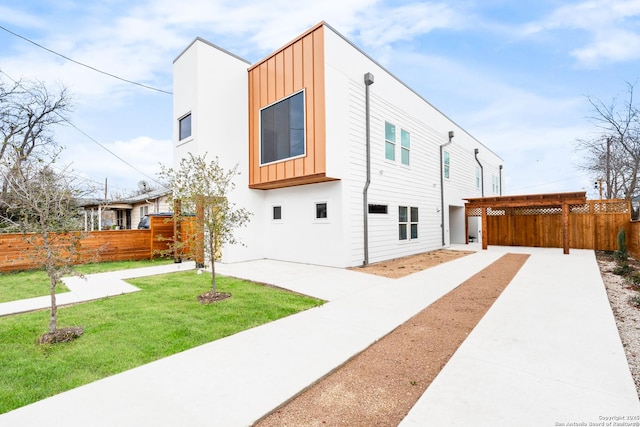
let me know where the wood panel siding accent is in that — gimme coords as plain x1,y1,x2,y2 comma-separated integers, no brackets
248,23,332,190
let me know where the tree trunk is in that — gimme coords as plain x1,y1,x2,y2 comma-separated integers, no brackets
49,275,57,333
209,238,217,294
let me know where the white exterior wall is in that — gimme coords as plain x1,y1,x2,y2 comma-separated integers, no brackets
173,40,265,263
323,27,500,265
173,26,503,268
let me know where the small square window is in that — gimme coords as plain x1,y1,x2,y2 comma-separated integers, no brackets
316,202,327,219
273,206,282,220
179,113,191,140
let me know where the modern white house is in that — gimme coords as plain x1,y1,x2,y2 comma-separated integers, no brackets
173,21,503,268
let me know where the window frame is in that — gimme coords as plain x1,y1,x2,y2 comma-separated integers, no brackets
443,150,450,179
398,205,419,241
178,113,192,141
272,205,282,221
368,204,388,214
259,89,306,166
384,121,396,161
400,129,410,166
476,167,481,189
315,202,328,220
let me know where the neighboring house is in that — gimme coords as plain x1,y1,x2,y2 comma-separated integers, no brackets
79,187,171,230
173,21,503,268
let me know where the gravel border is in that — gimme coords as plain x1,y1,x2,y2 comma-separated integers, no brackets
597,253,640,396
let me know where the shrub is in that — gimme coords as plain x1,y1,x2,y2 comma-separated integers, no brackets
629,294,640,308
613,229,629,262
613,262,633,276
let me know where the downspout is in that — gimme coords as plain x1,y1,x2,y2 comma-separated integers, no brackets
474,148,484,197
363,72,375,265
440,131,454,246
499,165,503,196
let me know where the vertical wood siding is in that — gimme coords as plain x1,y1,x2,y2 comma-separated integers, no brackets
248,24,327,189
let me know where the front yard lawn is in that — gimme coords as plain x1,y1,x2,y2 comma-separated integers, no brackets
0,271,324,414
0,258,175,303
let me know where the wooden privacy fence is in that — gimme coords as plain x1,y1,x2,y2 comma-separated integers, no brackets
465,193,632,254
0,215,195,273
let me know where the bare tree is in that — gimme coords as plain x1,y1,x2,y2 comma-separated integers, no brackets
576,82,640,199
0,158,93,343
0,76,72,198
160,153,251,302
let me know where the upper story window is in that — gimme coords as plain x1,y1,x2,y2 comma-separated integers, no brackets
385,122,411,164
260,90,305,165
400,129,410,165
443,151,450,179
492,175,500,195
476,167,481,188
385,122,396,161
179,113,192,141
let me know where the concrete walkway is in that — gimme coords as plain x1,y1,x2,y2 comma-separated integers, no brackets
0,261,196,317
0,247,638,426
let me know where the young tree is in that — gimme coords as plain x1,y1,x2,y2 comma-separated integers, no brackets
576,82,640,199
160,153,251,302
0,157,92,343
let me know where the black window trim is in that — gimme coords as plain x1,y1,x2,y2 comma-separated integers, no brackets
259,89,306,166
178,112,192,141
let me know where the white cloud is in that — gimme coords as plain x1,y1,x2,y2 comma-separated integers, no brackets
523,0,640,66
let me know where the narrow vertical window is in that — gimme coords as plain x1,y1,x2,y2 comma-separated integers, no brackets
398,206,408,240
179,113,192,140
401,129,410,165
476,167,480,188
273,205,282,220
385,122,396,161
443,151,450,179
410,207,419,239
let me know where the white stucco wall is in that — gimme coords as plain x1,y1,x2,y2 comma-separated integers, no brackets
173,39,265,263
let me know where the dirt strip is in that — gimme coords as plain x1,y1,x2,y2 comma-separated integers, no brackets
255,253,529,427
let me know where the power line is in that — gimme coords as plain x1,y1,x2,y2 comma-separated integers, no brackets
0,69,165,189
0,24,172,95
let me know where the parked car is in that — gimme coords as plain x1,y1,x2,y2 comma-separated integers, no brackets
137,215,150,229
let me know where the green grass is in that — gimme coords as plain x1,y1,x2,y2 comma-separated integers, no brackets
0,258,174,303
0,271,323,414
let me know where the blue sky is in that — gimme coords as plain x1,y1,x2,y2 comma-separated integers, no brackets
1,0,639,198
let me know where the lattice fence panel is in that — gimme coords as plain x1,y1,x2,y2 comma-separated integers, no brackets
466,207,482,217
514,207,562,215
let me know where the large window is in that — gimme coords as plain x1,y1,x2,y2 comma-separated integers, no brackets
260,91,305,165
179,113,191,141
443,151,450,179
385,122,396,161
399,206,419,240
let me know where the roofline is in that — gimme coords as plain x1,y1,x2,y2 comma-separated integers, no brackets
321,22,503,163
173,36,251,65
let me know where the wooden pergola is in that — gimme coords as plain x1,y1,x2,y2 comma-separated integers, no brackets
464,192,587,254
